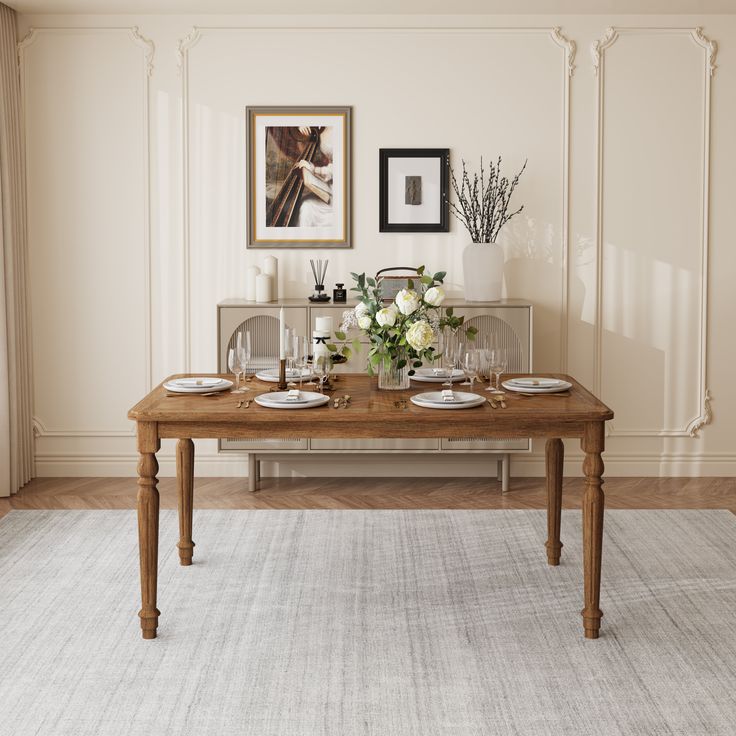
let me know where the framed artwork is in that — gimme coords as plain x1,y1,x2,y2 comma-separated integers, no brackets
379,148,449,233
247,106,352,249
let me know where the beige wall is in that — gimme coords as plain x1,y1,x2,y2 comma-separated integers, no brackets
15,13,736,480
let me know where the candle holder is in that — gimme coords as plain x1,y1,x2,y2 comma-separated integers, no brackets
277,358,288,390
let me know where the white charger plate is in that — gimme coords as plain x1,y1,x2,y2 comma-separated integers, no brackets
506,377,566,388
410,391,486,409
256,368,316,383
502,379,572,394
163,378,233,394
255,391,329,409
411,368,465,384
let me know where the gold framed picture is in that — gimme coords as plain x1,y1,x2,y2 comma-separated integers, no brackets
246,106,352,249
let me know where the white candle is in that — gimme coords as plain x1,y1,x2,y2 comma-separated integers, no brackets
279,307,285,360
315,316,333,333
245,265,260,301
255,273,272,303
263,256,279,301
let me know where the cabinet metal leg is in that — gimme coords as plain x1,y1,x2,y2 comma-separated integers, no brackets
248,453,258,493
501,454,510,493
496,459,502,482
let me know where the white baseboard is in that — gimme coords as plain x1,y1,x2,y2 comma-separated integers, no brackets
34,452,736,478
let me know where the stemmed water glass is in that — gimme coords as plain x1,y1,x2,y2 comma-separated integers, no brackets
487,346,507,394
463,349,481,390
284,328,296,386
228,348,242,392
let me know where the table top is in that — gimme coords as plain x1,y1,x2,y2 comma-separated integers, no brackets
129,374,613,441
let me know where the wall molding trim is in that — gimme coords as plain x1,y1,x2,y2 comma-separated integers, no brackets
19,26,155,437
32,418,134,439
591,26,715,438
176,24,575,373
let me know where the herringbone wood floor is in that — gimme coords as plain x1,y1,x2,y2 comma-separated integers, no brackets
1,476,735,520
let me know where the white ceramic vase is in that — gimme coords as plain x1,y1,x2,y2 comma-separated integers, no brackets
462,242,504,302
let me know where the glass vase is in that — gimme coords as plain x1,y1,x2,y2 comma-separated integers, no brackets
377,354,410,390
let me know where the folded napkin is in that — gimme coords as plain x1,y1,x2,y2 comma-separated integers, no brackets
432,368,448,376
286,389,301,402
442,389,455,402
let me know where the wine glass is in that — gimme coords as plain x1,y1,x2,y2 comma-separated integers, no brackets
228,347,241,392
284,328,296,386
314,354,329,393
237,331,251,391
453,340,466,384
439,329,455,387
487,346,507,393
294,335,310,391
463,350,480,390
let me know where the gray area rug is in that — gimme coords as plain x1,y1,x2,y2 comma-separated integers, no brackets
1,509,736,735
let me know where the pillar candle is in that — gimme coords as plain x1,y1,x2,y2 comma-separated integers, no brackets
314,316,333,333
245,266,260,301
263,256,278,301
255,273,272,303
279,307,285,360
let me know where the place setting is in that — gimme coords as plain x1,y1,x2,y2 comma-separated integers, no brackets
163,377,233,396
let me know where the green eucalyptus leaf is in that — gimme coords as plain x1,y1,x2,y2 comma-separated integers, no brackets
326,343,337,352
416,265,425,275
367,277,376,287
446,306,454,317
407,278,414,289
433,271,446,281
420,275,432,285
334,331,346,341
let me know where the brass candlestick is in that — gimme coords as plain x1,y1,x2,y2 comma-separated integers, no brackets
277,358,288,390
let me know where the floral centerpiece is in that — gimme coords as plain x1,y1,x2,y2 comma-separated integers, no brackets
336,266,476,390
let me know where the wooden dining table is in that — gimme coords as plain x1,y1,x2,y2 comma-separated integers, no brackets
128,373,613,641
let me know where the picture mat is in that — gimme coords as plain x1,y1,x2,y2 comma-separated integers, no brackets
387,157,442,225
253,113,346,243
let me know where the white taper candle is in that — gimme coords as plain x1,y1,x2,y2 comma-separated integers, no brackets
279,307,285,360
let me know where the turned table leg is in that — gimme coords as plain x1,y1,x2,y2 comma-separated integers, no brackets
545,438,564,566
137,422,161,639
581,422,605,639
176,439,195,566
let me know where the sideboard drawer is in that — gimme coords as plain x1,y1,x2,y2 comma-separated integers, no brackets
220,437,308,451
441,438,530,452
310,438,438,451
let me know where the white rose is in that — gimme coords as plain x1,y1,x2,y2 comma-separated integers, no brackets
395,289,420,316
375,307,397,327
406,320,435,351
354,301,370,318
357,315,372,330
423,286,445,307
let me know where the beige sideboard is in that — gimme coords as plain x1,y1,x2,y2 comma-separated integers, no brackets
217,298,533,492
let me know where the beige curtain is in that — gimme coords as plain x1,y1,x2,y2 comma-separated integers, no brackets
0,2,33,496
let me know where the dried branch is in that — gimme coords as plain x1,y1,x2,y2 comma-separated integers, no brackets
448,156,527,243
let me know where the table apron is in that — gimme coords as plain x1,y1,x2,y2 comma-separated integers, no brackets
156,420,588,441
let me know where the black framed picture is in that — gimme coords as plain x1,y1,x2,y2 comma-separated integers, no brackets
379,148,449,233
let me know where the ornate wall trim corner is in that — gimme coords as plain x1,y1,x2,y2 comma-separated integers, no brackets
591,27,618,76
691,27,718,76
176,27,202,76
550,27,576,77
688,390,713,437
129,26,155,77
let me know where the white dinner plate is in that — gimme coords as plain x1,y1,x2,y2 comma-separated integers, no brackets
255,391,329,409
410,391,486,409
256,368,316,383
502,379,572,394
410,368,465,384
506,377,567,388
163,378,233,394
